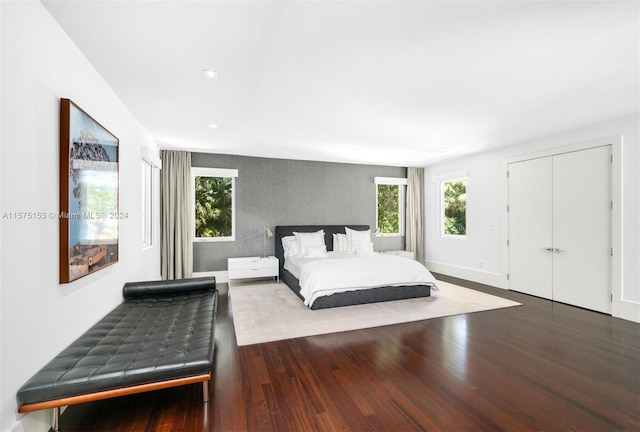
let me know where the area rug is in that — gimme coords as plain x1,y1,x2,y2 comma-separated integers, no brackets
229,280,520,346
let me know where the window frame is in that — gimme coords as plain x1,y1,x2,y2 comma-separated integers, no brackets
439,176,468,239
141,159,154,248
374,176,407,237
192,167,238,243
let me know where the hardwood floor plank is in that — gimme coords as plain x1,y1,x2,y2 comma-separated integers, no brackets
261,382,286,431
57,279,640,431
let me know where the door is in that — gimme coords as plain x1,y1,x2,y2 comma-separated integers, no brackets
552,146,611,313
508,157,553,299
508,145,612,313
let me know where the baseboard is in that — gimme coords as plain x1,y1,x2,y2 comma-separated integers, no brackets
10,409,51,432
424,262,640,323
425,261,507,289
193,270,228,283
614,299,640,323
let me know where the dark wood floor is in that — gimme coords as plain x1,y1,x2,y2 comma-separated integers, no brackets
60,276,639,431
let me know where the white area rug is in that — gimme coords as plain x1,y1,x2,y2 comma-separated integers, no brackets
229,281,520,346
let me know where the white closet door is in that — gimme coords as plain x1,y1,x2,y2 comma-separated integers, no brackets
552,146,611,313
508,157,553,299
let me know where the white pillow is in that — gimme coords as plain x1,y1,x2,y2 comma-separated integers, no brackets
338,233,348,252
332,233,348,252
345,227,371,253
293,230,325,256
353,242,374,256
305,244,328,258
281,236,300,256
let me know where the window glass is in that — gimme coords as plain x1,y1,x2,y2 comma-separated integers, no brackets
193,168,236,241
376,180,405,236
442,179,466,236
142,160,153,247
377,184,399,234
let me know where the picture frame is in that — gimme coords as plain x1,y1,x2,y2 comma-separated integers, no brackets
59,99,119,283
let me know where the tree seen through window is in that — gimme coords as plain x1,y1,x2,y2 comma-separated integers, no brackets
377,184,400,234
443,179,466,236
195,176,233,238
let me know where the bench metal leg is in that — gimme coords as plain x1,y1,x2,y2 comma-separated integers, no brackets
202,380,209,403
52,406,60,431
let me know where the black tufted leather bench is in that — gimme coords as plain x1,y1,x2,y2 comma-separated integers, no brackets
16,277,217,431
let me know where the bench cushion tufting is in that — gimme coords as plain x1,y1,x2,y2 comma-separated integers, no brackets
17,280,217,407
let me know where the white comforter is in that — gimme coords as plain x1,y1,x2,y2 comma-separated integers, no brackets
285,252,440,307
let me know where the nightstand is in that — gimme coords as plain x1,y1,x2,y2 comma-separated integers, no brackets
227,256,279,283
382,250,415,260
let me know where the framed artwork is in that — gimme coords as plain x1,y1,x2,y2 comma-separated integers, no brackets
59,99,119,283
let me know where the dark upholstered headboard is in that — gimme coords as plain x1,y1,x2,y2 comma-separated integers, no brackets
274,225,369,269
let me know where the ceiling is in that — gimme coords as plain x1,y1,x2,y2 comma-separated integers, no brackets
43,0,639,167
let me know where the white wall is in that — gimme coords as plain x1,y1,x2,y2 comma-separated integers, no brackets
0,2,161,431
424,114,639,322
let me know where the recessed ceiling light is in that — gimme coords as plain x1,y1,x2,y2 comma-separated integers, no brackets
438,147,449,153
208,123,218,129
202,69,218,79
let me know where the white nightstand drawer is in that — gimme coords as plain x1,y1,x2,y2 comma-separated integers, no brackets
228,256,279,282
228,257,277,271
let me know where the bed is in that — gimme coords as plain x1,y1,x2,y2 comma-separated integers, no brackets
275,225,439,309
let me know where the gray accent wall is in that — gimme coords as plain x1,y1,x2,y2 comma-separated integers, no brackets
192,152,406,272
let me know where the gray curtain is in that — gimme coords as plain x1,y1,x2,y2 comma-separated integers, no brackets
406,166,425,264
161,150,193,279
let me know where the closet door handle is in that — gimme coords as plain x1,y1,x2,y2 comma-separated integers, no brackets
554,248,564,253
545,247,554,252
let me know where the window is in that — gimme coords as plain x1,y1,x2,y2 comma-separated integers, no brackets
441,178,467,237
141,148,160,248
141,160,153,248
192,168,238,242
375,177,407,236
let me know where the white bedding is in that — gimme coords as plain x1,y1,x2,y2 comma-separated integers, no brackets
284,251,440,306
